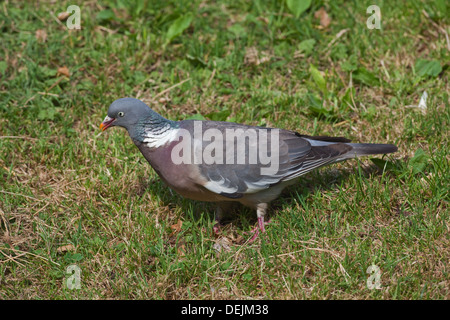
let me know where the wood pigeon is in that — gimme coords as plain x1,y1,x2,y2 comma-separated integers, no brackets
100,98,397,241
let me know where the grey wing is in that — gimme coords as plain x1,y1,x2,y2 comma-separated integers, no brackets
199,129,305,198
181,120,353,198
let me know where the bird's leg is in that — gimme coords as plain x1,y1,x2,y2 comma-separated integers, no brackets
213,202,233,234
248,217,272,234
248,203,268,243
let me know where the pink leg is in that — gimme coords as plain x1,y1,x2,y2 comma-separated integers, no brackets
247,216,266,242
246,203,269,242
259,216,266,233
247,216,270,234
213,223,222,234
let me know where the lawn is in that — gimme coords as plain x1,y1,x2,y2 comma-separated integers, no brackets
0,0,448,299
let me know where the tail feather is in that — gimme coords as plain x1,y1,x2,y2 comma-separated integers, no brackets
347,143,398,157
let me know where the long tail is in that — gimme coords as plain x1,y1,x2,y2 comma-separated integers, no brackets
283,137,397,181
345,143,398,158
304,136,397,157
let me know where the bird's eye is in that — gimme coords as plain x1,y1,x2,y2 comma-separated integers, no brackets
118,112,124,117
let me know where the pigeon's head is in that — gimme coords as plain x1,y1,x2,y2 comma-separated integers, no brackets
100,98,153,132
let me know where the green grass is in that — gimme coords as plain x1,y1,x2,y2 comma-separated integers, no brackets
0,0,448,299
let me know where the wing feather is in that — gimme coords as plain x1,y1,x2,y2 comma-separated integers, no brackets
179,120,353,197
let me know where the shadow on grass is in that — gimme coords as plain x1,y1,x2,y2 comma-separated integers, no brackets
131,161,397,232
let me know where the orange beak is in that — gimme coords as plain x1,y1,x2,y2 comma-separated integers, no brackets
100,116,115,131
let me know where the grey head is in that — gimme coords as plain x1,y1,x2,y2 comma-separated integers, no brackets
100,97,176,140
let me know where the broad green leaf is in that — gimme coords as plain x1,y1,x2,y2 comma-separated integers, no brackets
39,66,57,78
206,109,231,121
63,252,84,263
96,9,116,22
371,158,398,171
242,273,253,281
186,54,207,67
341,55,358,72
228,23,246,37
309,64,327,95
415,59,442,78
220,261,232,271
298,38,316,55
362,105,377,120
353,67,380,86
286,0,312,18
409,148,429,174
307,93,333,118
38,107,56,120
165,14,193,44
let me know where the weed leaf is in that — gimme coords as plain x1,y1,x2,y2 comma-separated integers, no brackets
415,59,442,78
309,64,327,95
353,67,380,86
206,109,231,121
286,0,312,18
166,13,193,45
409,148,429,174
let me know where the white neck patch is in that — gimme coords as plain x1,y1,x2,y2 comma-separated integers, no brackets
143,127,179,149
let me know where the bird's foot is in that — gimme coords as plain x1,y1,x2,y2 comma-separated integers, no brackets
246,217,270,243
213,218,228,235
213,222,222,235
